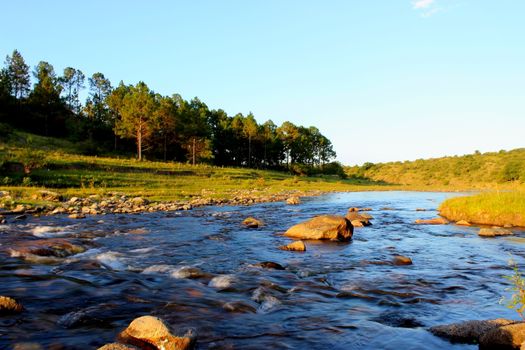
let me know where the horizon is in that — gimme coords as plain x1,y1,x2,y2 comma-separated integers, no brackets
2,0,524,165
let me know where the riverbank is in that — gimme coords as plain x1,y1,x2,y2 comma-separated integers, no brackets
439,191,525,228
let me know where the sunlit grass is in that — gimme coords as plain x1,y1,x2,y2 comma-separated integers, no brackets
439,191,525,227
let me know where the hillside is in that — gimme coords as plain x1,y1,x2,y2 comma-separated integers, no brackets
345,149,525,189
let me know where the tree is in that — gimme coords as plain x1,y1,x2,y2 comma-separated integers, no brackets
116,81,157,161
60,67,85,113
243,112,258,167
84,72,112,141
153,94,179,161
31,61,63,135
4,50,30,100
182,97,211,165
106,81,131,151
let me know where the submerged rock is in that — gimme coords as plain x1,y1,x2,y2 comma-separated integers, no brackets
456,220,471,226
242,217,263,228
392,255,413,266
0,296,23,315
118,315,195,350
479,227,513,237
9,238,85,260
279,240,306,252
429,318,516,344
257,261,285,270
285,215,353,241
415,217,449,225
286,196,301,205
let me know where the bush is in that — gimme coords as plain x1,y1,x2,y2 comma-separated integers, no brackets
501,258,525,320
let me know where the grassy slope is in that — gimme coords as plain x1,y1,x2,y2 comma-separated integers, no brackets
345,149,525,190
0,131,392,206
439,191,525,227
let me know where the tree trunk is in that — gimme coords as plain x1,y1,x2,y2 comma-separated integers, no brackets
192,137,196,166
137,127,142,161
163,134,167,162
248,135,252,168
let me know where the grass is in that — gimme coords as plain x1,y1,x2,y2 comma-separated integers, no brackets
0,130,395,207
439,191,525,227
346,148,525,190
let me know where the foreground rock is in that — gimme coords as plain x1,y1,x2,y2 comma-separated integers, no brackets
479,322,525,349
279,240,306,251
0,296,23,315
479,227,513,237
415,217,449,225
242,217,263,228
429,318,516,344
118,315,195,350
285,215,353,241
98,344,138,350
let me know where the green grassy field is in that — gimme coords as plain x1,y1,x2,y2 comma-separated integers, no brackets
439,191,525,227
0,130,394,207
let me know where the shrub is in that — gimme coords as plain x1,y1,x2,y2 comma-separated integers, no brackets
501,258,525,320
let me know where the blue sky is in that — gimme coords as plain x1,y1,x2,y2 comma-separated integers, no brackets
2,0,524,165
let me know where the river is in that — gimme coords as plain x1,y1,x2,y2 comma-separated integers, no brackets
1,191,524,349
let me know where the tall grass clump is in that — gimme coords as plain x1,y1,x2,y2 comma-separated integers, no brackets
439,191,525,227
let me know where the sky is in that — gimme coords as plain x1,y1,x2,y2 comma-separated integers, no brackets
1,0,524,165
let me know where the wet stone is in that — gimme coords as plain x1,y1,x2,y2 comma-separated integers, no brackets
0,296,23,315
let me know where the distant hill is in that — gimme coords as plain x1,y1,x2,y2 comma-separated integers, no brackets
345,149,525,188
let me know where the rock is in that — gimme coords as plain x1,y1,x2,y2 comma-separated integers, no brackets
429,318,516,344
392,255,413,266
285,215,353,241
479,322,525,349
130,197,149,206
279,240,306,251
257,261,285,270
69,213,86,219
286,196,301,205
414,217,449,225
348,207,359,212
118,315,195,350
32,190,62,202
479,227,513,237
50,207,66,215
68,197,80,204
346,211,373,226
222,301,257,313
12,204,26,213
0,191,10,198
351,220,364,227
14,214,27,220
12,343,43,350
456,220,471,226
0,296,23,315
242,217,263,228
10,238,85,260
98,344,138,350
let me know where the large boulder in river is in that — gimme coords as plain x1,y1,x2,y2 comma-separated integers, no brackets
285,215,353,241
118,315,195,350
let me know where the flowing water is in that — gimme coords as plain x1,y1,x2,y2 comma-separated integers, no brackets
1,191,524,349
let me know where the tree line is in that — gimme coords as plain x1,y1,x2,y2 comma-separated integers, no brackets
0,49,343,175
